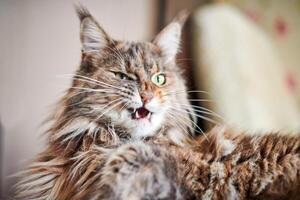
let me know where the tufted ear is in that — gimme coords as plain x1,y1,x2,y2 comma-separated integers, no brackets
153,11,188,63
76,5,111,54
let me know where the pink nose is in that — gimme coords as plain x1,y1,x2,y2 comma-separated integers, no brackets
140,92,153,104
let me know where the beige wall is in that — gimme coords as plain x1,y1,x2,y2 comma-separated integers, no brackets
0,0,156,197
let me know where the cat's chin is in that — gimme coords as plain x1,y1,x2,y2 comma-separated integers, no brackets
107,106,166,139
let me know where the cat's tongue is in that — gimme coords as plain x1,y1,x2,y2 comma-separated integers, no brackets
133,107,150,120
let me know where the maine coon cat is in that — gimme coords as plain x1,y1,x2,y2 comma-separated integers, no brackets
14,5,199,199
15,5,300,200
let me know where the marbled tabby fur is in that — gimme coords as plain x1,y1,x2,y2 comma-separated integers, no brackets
15,126,300,199
103,126,300,200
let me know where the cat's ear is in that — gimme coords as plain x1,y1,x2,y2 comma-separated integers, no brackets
153,11,188,63
76,5,111,54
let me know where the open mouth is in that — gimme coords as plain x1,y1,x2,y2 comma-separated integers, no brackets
128,107,152,120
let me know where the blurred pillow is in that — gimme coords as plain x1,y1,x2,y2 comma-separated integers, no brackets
191,4,300,133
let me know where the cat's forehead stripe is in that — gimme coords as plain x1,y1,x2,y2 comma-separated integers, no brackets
115,42,161,74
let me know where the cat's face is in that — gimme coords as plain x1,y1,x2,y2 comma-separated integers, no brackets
87,43,178,138
67,7,191,139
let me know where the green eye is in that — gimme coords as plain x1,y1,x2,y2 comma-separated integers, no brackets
114,72,128,80
151,73,166,86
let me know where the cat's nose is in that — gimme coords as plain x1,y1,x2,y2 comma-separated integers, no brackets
140,92,153,104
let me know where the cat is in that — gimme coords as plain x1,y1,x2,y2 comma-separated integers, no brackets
14,5,199,199
15,5,300,200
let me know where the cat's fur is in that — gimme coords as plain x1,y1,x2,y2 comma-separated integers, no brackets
46,126,298,200
15,126,300,199
110,126,300,200
14,6,300,200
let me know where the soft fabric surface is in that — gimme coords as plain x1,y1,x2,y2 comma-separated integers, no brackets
191,4,300,133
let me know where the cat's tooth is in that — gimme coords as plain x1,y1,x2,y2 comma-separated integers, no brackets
135,111,140,119
147,112,151,120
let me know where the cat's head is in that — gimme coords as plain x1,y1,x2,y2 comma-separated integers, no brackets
59,6,193,140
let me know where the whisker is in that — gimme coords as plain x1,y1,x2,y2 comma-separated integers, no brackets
156,126,165,138
190,105,222,118
168,110,208,140
97,98,123,112
59,74,130,93
188,99,214,103
70,87,115,93
176,58,193,62
67,93,121,108
166,113,193,139
163,90,211,97
67,98,90,107
95,99,123,120
71,77,118,91
169,107,219,125
118,101,129,112
172,103,224,120
72,75,124,91
67,90,92,99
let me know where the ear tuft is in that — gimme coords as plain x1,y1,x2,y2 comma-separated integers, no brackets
75,4,110,54
75,4,92,22
174,10,189,26
153,10,189,63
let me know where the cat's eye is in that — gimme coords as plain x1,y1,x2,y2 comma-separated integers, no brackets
151,73,166,86
114,72,129,80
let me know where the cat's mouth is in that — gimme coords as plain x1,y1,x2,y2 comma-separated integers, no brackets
128,107,152,121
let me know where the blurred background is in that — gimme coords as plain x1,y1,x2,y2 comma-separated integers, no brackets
1,0,300,198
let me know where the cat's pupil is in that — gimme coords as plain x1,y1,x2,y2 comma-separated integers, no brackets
115,72,127,80
157,76,160,83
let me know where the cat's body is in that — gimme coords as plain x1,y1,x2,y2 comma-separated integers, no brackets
62,126,300,200
15,126,300,199
100,126,300,200
14,6,300,200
